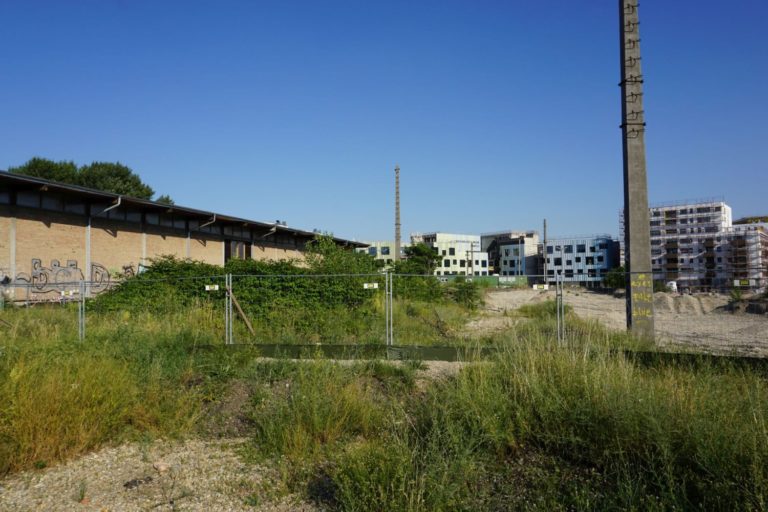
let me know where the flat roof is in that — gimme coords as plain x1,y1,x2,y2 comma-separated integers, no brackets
0,170,365,247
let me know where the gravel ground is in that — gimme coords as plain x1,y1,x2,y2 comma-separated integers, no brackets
483,288,768,356
0,439,317,512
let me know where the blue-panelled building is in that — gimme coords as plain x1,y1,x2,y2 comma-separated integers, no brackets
544,235,620,284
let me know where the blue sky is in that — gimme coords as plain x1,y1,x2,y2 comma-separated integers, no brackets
1,1,766,241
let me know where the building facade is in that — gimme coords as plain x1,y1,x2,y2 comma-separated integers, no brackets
0,172,363,300
356,240,408,266
544,235,620,284
481,230,539,275
411,232,489,276
498,232,540,277
619,200,767,290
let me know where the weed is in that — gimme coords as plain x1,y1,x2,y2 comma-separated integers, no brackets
73,480,87,503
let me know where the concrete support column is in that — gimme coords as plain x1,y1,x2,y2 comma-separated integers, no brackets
620,0,655,339
9,217,16,287
85,218,91,288
141,231,147,265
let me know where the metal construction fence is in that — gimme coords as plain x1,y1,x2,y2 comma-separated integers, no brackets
1,270,766,358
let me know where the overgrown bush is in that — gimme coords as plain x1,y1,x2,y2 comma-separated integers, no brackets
92,236,381,316
446,277,482,310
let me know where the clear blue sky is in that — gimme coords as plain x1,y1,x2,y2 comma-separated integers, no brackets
1,1,766,241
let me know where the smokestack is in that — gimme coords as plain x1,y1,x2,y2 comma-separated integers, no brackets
394,164,401,261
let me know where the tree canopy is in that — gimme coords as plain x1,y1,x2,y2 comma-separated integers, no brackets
395,243,441,275
8,157,171,202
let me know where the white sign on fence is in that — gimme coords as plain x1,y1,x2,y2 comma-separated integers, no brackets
205,284,220,291
363,283,379,290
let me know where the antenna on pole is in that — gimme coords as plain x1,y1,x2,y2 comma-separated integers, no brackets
394,164,401,261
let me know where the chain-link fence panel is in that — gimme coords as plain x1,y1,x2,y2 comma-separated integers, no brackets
84,274,227,344
0,280,82,342
229,273,387,345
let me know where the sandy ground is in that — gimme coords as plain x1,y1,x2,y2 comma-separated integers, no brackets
0,439,316,512
483,288,768,357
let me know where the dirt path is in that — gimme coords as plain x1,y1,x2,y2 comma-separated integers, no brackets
481,288,768,357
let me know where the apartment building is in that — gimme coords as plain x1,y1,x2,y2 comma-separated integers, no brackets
481,230,539,275
411,232,489,276
497,232,540,276
544,235,620,284
620,200,766,290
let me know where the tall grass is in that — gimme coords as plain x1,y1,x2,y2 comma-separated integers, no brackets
0,305,245,474
242,305,768,510
3,297,768,510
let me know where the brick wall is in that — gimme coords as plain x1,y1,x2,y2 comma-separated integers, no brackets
0,217,10,276
1,208,316,301
15,212,87,278
90,218,144,276
189,236,224,265
252,243,304,262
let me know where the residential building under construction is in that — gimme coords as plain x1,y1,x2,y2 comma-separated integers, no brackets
620,199,767,291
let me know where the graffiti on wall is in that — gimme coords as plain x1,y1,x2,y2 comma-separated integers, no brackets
11,259,111,294
0,259,147,301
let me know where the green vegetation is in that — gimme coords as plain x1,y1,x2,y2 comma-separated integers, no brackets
9,157,171,201
604,265,626,289
238,309,768,511
2,252,767,509
89,238,481,345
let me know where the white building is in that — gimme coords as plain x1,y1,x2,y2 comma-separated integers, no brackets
357,240,407,266
620,200,767,290
498,232,540,276
411,232,489,276
481,230,540,275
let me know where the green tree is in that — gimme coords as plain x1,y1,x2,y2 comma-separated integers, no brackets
8,157,79,183
78,162,154,199
155,194,175,205
9,157,173,203
604,266,626,289
395,243,441,275
304,235,378,275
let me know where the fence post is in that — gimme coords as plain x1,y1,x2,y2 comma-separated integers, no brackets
389,272,394,346
78,279,86,341
555,274,565,345
227,273,234,345
384,271,389,346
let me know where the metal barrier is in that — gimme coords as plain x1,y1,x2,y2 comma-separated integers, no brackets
1,269,765,358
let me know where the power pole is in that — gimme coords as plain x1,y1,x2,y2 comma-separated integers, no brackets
619,0,655,340
394,164,401,262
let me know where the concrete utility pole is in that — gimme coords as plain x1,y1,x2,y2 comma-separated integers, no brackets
543,219,547,282
394,164,401,261
619,0,655,339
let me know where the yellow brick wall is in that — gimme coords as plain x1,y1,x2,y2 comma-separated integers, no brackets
1,209,324,299
252,243,304,262
0,217,10,276
90,219,144,277
145,230,188,261
189,236,224,265
15,215,87,279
